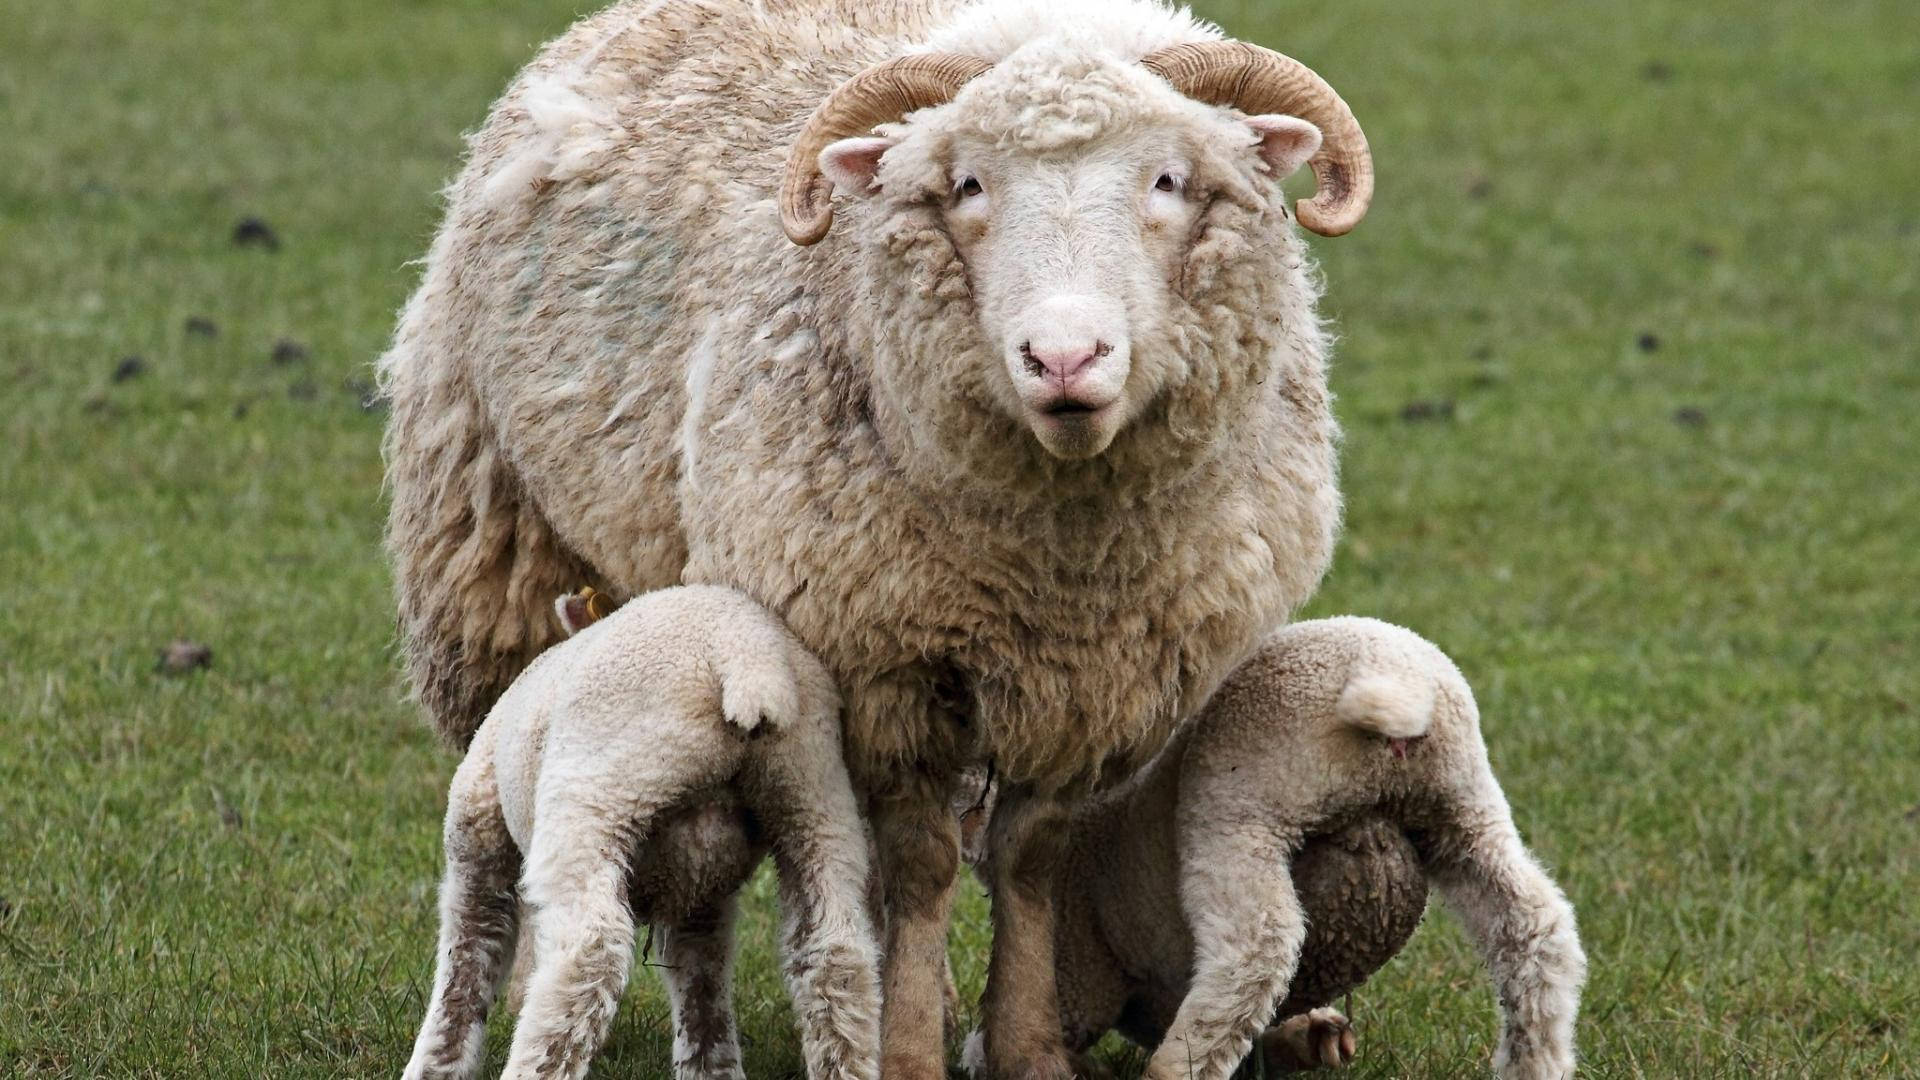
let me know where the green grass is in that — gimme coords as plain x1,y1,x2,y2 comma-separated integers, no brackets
2,0,1914,1075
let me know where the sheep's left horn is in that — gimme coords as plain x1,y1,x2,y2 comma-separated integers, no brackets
781,52,993,246
1141,41,1373,236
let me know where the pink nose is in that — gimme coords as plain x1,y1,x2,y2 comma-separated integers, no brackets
1021,341,1109,382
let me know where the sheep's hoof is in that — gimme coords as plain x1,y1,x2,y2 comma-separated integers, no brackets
1260,1008,1357,1072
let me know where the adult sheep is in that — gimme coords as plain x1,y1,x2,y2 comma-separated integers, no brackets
379,1,1373,1076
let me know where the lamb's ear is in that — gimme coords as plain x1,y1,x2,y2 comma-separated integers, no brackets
819,136,896,197
555,587,612,636
554,594,592,636
1245,115,1323,180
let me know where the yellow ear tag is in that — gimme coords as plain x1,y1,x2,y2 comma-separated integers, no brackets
580,586,615,625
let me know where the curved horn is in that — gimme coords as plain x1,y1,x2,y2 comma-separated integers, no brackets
1141,41,1373,236
781,53,993,245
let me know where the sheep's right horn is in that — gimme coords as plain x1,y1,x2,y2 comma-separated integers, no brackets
1141,41,1373,236
781,52,993,246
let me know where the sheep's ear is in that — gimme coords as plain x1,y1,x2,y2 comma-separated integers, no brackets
819,136,896,197
1244,115,1323,180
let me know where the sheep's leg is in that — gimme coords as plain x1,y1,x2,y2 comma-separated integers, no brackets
1425,792,1586,1080
1143,824,1306,1080
942,954,964,1046
501,841,639,1080
869,779,961,1080
978,785,1076,1080
658,897,746,1080
404,753,522,1080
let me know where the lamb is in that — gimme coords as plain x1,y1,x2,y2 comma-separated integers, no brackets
401,586,879,1080
993,617,1587,1080
378,1,1378,1073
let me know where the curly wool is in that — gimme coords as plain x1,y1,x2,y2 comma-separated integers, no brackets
379,0,1340,793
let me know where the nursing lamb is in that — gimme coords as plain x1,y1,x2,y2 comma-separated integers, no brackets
401,586,878,1080
379,1,1376,1074
995,617,1586,1079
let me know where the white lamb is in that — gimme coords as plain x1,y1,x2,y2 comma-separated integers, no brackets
973,617,1587,1080
401,586,879,1080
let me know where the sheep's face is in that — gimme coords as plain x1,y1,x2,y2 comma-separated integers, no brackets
821,44,1322,464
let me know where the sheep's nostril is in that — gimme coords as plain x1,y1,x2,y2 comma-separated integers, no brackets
1019,342,1046,378
1093,341,1112,359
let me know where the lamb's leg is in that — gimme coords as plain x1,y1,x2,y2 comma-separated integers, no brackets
1425,792,1586,1080
869,779,961,1080
503,926,536,1018
502,719,740,1080
404,753,522,1080
500,839,639,1080
1142,823,1306,1080
659,897,746,1080
978,785,1076,1080
760,737,882,1080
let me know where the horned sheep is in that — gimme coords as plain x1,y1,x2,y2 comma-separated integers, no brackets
401,586,879,1080
378,1,1377,1073
980,617,1587,1080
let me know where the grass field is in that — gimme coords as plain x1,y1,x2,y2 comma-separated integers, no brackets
2,0,1915,1075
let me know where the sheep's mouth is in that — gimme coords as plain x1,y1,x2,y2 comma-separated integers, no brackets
1025,398,1122,460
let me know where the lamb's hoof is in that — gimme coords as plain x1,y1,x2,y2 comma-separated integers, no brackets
1260,1008,1357,1072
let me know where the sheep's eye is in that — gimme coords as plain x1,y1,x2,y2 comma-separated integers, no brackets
1154,172,1181,193
955,175,984,199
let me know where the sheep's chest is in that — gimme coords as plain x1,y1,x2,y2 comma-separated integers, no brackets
696,490,1295,793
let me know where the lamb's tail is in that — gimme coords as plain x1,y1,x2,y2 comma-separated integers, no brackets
717,652,805,735
712,610,828,736
1334,666,1437,742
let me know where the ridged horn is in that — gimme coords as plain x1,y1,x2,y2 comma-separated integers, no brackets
781,52,993,245
1141,41,1373,236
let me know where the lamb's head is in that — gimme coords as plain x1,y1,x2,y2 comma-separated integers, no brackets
784,38,1371,468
